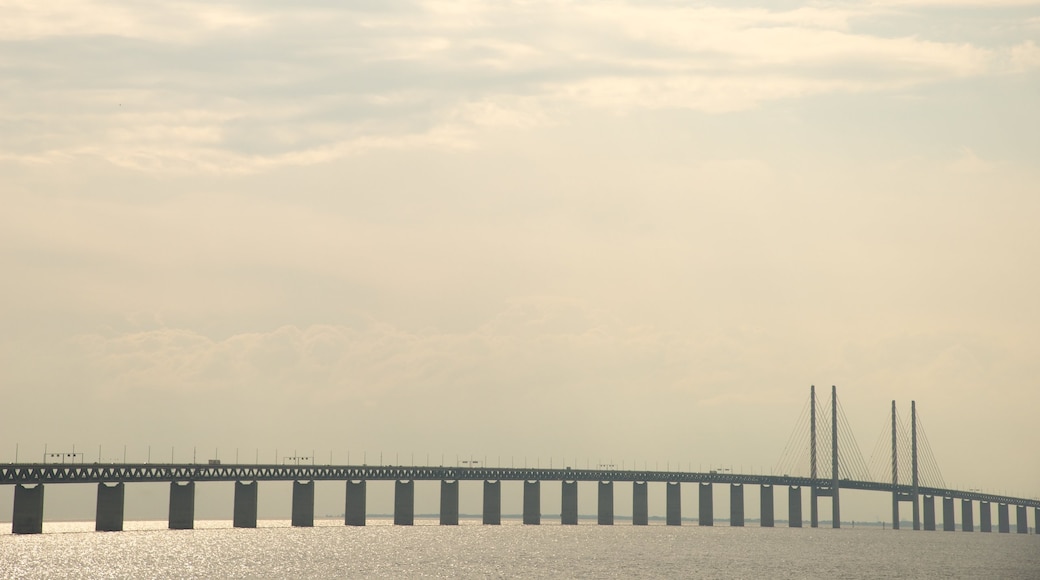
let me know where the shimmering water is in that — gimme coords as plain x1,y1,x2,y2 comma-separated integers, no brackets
2,519,1038,579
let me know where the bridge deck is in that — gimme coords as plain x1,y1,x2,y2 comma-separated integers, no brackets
2,463,1036,508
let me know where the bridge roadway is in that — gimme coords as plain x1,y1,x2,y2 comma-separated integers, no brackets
3,463,1037,509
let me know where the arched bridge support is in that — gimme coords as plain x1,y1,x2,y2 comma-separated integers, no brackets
788,486,802,528
632,482,648,525
394,480,414,526
561,481,578,525
345,480,366,526
523,480,540,525
169,481,195,530
698,483,713,527
440,480,458,525
666,482,681,526
760,485,774,527
12,483,44,534
292,480,314,527
234,481,258,528
598,481,614,525
95,482,124,532
483,480,501,525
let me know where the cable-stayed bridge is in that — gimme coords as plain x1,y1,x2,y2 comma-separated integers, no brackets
3,386,1038,534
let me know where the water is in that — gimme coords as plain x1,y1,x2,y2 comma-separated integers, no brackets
2,519,1038,579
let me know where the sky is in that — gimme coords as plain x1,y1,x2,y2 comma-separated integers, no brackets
1,0,1039,523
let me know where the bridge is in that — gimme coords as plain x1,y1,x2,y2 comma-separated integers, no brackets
4,386,1038,534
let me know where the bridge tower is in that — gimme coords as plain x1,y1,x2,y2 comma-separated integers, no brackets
831,384,840,528
810,385,818,528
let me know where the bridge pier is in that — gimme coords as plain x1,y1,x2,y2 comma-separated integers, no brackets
942,497,955,531
760,485,774,527
169,481,195,529
561,481,578,525
1016,506,1028,534
394,480,414,526
666,482,681,526
292,480,314,527
95,482,125,532
440,480,458,525
998,503,1010,534
523,480,540,525
598,481,614,525
12,483,44,534
698,483,713,526
632,482,648,525
1035,507,1039,535
962,499,974,532
730,484,744,527
980,501,991,533
922,495,935,531
345,480,366,526
810,487,818,528
483,480,501,525
788,486,802,528
234,481,258,528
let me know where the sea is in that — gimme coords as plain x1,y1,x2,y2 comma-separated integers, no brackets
2,518,1038,579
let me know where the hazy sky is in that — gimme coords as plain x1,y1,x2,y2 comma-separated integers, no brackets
2,0,1039,522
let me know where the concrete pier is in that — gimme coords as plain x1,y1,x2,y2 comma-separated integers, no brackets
760,485,774,527
523,480,540,525
666,482,681,526
998,504,1010,533
942,497,955,531
394,480,414,526
598,481,614,525
561,481,578,525
440,480,459,525
698,483,713,527
95,482,125,532
980,501,991,533
169,481,195,530
12,484,44,534
483,480,501,525
632,482,648,526
1035,507,1039,536
292,480,314,527
923,495,935,531
788,486,802,528
962,499,974,532
730,484,744,527
810,487,818,528
234,481,258,528
1016,506,1028,534
345,480,366,526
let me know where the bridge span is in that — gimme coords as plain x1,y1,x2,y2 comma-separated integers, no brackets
3,463,1038,534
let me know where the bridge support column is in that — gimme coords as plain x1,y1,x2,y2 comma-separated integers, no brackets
345,480,366,526
598,481,614,525
632,482,648,525
810,487,818,528
234,481,258,528
942,497,955,531
922,495,935,531
394,480,414,526
961,499,974,532
1016,506,1028,534
95,482,125,532
979,501,991,533
292,480,314,527
12,484,44,534
169,481,195,529
483,480,501,525
730,484,744,527
1035,507,1039,535
698,483,713,527
440,480,458,525
760,485,774,527
523,480,540,525
666,482,681,526
998,504,1010,533
891,492,900,530
788,486,802,528
561,481,578,525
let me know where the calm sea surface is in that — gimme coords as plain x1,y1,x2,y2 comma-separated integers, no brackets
2,518,1038,579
